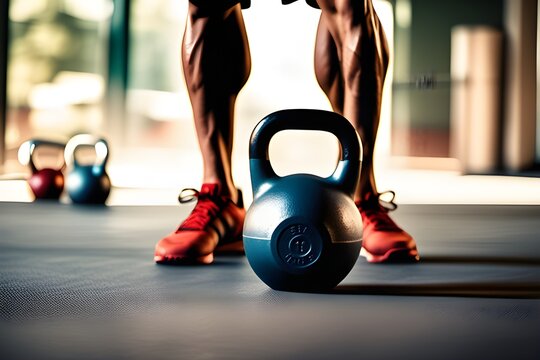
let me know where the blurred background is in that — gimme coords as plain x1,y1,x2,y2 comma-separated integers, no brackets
0,0,539,205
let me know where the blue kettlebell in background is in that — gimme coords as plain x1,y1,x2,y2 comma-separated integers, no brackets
64,134,111,204
243,109,363,292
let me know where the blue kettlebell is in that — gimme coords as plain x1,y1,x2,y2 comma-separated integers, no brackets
64,134,111,204
243,109,363,292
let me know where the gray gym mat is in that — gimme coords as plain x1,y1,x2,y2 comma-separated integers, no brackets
1,202,539,359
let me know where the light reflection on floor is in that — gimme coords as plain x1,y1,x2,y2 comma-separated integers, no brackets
2,148,539,206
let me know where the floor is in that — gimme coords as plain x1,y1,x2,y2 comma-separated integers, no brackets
1,201,539,359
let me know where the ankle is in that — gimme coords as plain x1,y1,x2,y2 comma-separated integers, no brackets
201,180,238,203
355,188,377,204
357,191,397,213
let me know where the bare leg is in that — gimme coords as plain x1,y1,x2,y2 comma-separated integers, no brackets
154,1,250,265
314,0,389,201
315,0,418,263
182,1,251,202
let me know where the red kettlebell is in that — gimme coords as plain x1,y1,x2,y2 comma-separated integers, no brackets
18,140,66,200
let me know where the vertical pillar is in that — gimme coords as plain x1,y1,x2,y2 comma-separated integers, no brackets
450,26,503,173
391,0,412,157
106,0,130,143
503,0,537,171
0,0,9,166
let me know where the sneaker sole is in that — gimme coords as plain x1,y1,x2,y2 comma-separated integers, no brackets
360,247,420,264
154,253,214,265
154,239,244,265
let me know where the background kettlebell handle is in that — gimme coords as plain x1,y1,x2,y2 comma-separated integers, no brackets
64,134,109,168
249,109,363,197
18,139,66,173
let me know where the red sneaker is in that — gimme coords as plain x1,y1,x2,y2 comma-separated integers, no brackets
154,183,245,265
357,191,419,263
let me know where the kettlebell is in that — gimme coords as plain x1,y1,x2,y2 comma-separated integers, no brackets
243,109,363,292
64,134,111,204
18,139,65,200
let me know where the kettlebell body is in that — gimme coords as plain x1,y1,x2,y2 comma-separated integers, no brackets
243,109,363,292
66,165,111,204
28,168,64,199
65,135,111,204
18,140,65,200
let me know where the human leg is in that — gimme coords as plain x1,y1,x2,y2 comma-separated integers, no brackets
155,1,250,264
182,1,251,201
315,0,418,262
315,0,388,200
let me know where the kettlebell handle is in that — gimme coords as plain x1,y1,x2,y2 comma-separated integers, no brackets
18,139,66,173
249,109,362,197
64,134,109,169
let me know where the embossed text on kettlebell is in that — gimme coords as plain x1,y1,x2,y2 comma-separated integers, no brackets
276,223,322,269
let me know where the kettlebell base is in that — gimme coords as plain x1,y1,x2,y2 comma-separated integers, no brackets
244,236,361,292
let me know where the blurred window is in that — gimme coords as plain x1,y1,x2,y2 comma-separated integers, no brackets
5,0,112,171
